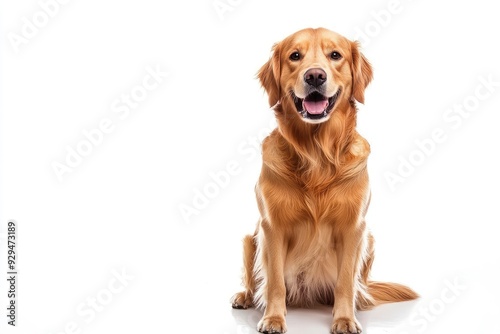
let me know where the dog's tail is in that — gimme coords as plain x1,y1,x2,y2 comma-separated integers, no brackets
369,281,419,304
357,281,419,310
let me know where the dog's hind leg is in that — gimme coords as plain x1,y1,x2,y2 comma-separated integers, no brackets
356,231,376,311
231,234,257,309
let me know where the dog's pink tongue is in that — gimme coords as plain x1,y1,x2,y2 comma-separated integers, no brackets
304,100,328,114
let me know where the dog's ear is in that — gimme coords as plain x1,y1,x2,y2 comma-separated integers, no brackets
258,43,281,107
350,41,373,104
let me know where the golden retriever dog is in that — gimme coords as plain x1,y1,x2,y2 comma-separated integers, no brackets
230,27,418,333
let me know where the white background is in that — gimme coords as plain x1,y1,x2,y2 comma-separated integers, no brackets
1,0,500,333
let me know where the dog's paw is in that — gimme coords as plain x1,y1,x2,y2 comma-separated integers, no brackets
231,291,253,309
331,317,362,334
257,315,287,333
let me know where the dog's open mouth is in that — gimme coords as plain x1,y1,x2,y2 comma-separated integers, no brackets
293,89,341,121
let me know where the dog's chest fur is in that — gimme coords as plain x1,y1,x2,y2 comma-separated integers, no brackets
284,223,339,306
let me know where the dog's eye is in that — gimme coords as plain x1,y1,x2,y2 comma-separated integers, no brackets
330,51,342,60
289,52,301,61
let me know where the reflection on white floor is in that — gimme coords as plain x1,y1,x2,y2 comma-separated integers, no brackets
224,300,416,334
219,264,499,334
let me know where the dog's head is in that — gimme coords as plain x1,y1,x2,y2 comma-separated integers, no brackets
259,28,373,124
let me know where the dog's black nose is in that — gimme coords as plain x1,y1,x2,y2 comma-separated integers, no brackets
304,68,327,88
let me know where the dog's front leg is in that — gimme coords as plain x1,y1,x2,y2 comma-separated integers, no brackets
257,219,288,333
331,224,366,334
